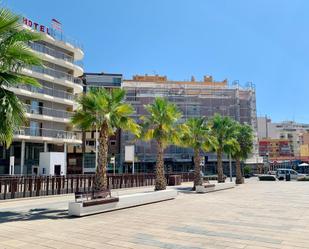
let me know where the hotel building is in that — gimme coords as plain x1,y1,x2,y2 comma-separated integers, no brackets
0,17,84,175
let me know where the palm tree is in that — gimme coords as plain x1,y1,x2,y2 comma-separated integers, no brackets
231,123,254,184
72,88,140,191
141,97,182,191
181,117,215,189
209,114,238,183
0,7,41,147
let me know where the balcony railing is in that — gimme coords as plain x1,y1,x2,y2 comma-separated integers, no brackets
29,66,83,85
15,127,81,140
15,84,74,101
51,31,84,50
25,104,74,119
29,42,83,68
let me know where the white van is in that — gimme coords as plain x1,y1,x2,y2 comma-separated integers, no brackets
276,169,305,180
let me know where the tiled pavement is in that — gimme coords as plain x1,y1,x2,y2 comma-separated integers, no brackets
0,178,309,248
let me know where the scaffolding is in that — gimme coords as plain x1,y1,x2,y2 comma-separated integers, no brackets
121,75,257,171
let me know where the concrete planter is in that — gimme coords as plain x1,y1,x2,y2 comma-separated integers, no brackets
196,182,235,193
68,189,178,217
196,184,215,193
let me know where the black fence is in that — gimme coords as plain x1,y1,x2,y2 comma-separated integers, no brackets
0,173,194,200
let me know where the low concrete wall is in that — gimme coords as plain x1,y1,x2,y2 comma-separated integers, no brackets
196,182,235,193
68,189,178,217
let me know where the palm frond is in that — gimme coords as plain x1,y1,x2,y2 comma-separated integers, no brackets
140,97,182,148
0,72,41,87
231,123,254,160
72,88,140,138
0,8,19,33
0,7,42,145
0,89,26,147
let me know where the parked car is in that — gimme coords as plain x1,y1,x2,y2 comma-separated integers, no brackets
276,169,305,180
258,175,276,181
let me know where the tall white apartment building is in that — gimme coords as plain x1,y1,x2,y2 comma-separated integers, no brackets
0,17,84,175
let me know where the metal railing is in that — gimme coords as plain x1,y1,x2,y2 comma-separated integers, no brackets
51,31,84,50
0,173,194,200
15,127,81,140
30,66,83,85
29,42,84,68
15,84,74,100
25,104,74,119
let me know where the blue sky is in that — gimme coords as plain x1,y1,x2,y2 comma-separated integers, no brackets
5,0,309,123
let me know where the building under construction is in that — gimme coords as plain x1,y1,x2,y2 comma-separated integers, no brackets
121,74,257,174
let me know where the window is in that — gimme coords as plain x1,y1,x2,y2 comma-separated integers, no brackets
30,100,39,114
30,101,43,114
112,77,121,84
30,121,39,136
86,141,95,146
69,158,77,165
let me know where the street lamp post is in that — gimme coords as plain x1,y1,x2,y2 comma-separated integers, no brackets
266,152,270,173
95,113,98,169
229,154,233,182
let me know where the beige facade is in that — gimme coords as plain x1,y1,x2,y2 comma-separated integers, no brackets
300,133,309,145
300,144,309,157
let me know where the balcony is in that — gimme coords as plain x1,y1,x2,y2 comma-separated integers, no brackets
15,84,74,101
30,66,83,85
25,104,74,119
15,127,81,141
29,42,83,68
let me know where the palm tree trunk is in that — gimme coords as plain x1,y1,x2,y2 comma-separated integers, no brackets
193,148,203,188
155,140,166,191
235,158,243,184
217,149,225,183
94,122,109,191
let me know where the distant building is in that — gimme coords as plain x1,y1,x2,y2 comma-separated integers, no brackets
257,117,309,158
300,133,309,161
258,138,292,159
67,72,123,174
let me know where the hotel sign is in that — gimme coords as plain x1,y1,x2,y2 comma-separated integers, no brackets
22,17,52,35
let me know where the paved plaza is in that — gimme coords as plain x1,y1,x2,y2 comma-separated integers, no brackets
0,178,309,249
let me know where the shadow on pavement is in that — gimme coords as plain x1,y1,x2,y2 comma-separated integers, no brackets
0,208,72,224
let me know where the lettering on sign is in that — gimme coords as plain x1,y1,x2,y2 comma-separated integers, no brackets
22,17,51,35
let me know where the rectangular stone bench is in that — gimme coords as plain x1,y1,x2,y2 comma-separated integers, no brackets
196,182,235,193
69,189,178,217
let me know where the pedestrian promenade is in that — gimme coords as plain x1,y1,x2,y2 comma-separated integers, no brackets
0,178,309,248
